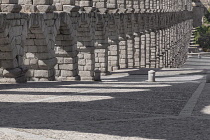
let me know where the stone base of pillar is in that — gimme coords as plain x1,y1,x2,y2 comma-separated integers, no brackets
0,67,28,83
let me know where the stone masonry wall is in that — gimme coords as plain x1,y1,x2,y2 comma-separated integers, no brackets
0,0,193,83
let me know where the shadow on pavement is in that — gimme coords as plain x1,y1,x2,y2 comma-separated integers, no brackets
0,70,209,140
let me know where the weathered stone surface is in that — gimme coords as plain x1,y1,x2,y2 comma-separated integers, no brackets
0,0,193,83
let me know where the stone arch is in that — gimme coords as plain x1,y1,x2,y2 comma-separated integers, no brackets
54,18,79,81
23,14,57,81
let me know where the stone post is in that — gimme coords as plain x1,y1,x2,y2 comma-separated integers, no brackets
148,70,156,82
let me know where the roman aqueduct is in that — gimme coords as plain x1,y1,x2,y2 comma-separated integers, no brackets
0,0,193,82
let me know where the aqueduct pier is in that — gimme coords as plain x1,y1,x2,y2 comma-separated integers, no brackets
0,0,193,83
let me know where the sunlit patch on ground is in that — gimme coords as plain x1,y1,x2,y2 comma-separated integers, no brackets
201,105,210,115
0,95,114,103
156,75,205,82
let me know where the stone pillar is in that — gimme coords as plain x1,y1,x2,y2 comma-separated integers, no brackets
126,0,133,9
94,10,109,75
145,0,150,9
165,27,170,68
77,7,96,80
145,10,152,68
155,11,161,68
156,29,161,68
140,33,146,68
126,10,135,68
140,10,146,68
78,47,95,81
150,10,158,68
150,0,154,9
159,0,163,9
107,12,120,71
162,0,165,10
107,0,117,9
133,0,140,10
159,29,164,68
118,12,128,69
133,11,141,68
117,0,125,8
162,28,167,68
140,0,145,9
24,13,58,81
150,31,156,68
157,0,160,9
54,18,79,81
0,2,28,83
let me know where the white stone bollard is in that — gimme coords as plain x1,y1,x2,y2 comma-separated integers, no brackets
198,54,201,59
148,70,156,82
94,70,101,81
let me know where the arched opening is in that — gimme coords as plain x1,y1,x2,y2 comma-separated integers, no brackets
54,22,79,80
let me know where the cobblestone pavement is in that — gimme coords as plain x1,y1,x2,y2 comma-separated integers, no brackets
0,57,210,140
